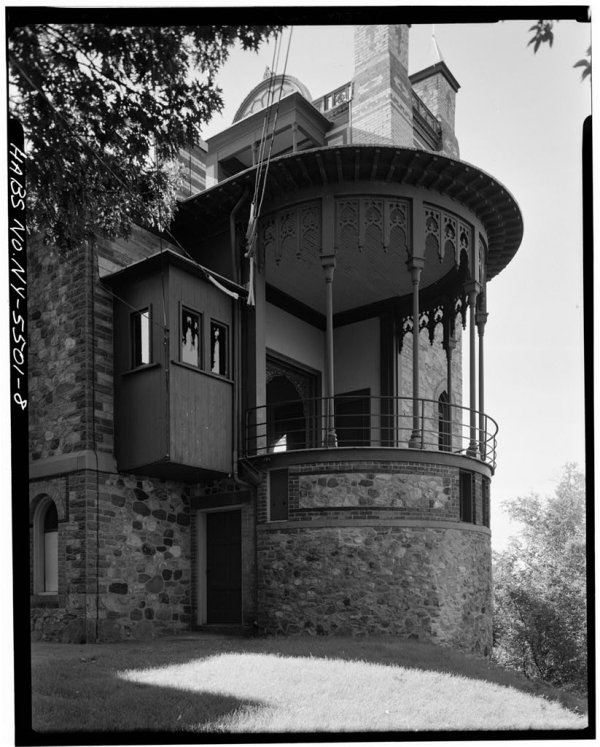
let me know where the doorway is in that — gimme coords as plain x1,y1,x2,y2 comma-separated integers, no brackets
266,354,321,451
205,510,242,624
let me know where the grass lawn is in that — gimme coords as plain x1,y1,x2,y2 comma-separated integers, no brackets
30,634,588,735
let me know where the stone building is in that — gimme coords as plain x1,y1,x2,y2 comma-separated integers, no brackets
29,24,523,654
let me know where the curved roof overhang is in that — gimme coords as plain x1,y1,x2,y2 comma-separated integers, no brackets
174,145,523,281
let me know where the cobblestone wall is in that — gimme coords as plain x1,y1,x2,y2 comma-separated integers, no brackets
256,458,492,655
30,470,193,641
28,238,94,461
96,473,193,641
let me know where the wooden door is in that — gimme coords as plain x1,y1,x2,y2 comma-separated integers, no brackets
206,510,242,624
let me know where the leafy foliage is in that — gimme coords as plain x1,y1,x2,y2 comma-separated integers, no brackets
528,20,591,84
574,47,592,82
493,464,588,693
527,20,555,52
8,24,280,250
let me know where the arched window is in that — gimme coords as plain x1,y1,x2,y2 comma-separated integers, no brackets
33,498,58,594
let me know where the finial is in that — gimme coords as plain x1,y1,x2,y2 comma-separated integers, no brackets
263,66,272,80
432,25,444,62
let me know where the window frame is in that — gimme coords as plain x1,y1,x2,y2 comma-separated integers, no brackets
130,305,152,369
459,470,475,524
209,318,230,378
482,477,490,528
179,302,204,369
269,469,289,522
32,497,59,597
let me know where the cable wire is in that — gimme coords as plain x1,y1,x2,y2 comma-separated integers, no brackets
10,50,241,303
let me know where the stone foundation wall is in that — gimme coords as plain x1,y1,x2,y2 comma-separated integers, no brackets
96,473,192,641
256,456,492,655
257,524,491,655
30,470,193,642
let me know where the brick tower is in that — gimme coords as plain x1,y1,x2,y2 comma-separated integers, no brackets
351,25,413,146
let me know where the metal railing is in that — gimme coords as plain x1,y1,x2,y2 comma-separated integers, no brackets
411,91,443,150
244,395,498,469
313,82,353,114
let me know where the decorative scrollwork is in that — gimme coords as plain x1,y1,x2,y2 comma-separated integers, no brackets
425,207,440,258
360,199,384,252
386,200,408,254
279,210,297,264
336,199,359,253
427,305,445,345
335,197,409,255
443,215,457,263
260,201,322,265
454,294,469,330
261,215,277,257
300,201,321,257
478,233,487,285
424,203,474,272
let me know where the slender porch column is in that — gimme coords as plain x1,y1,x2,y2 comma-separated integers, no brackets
444,333,456,452
476,307,488,459
464,281,480,456
408,257,425,448
322,254,337,447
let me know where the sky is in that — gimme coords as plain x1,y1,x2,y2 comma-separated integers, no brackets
201,15,592,548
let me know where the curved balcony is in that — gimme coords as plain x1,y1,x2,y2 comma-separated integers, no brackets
244,395,498,470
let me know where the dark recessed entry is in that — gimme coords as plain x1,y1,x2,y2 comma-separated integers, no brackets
206,510,242,624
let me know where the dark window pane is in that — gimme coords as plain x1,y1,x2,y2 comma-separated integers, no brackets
459,471,474,523
270,469,289,521
44,501,58,532
482,477,490,528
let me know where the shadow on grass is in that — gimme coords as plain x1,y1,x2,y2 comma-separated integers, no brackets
31,662,267,740
30,632,588,738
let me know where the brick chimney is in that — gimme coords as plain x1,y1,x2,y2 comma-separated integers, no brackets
351,25,413,147
410,62,460,158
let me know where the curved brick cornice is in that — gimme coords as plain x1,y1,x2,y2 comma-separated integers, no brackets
257,519,490,535
245,446,494,478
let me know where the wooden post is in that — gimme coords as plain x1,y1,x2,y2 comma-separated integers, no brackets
445,332,456,452
408,257,425,447
476,307,488,459
464,281,480,456
322,255,337,447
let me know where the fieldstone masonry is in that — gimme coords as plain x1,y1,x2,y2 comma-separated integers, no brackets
257,458,492,655
30,471,192,641
299,472,453,512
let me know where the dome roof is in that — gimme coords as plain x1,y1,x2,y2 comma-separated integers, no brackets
233,73,312,123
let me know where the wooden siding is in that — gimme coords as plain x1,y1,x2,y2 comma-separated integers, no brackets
112,271,169,471
111,259,235,476
170,364,233,473
168,264,234,474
